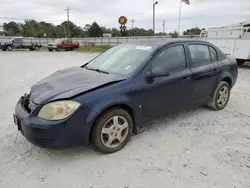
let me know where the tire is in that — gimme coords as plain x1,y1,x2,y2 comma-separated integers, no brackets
34,46,40,51
207,81,231,111
91,108,133,154
236,59,245,65
49,49,53,52
7,46,13,51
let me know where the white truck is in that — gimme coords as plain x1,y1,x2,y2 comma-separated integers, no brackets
200,20,250,65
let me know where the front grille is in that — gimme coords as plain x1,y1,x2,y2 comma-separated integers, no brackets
21,94,31,113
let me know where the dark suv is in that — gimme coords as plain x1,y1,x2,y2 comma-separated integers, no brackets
13,39,238,154
1,38,42,51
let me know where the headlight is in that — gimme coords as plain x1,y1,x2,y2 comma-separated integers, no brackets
38,100,81,120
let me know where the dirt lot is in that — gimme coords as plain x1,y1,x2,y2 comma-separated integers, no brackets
0,51,250,188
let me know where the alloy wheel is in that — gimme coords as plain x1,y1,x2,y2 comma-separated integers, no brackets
217,86,229,108
100,116,129,148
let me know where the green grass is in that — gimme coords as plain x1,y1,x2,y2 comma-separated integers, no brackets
75,45,112,53
40,46,112,53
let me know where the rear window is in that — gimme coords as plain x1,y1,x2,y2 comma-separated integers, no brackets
189,44,211,67
209,46,218,62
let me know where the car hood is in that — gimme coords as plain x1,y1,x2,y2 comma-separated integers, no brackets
48,42,56,46
30,66,125,104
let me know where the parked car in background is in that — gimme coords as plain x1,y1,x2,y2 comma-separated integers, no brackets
1,38,42,51
47,38,80,51
13,39,238,154
200,20,250,65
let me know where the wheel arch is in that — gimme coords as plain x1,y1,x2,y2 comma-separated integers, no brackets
219,71,233,88
89,103,138,141
221,76,232,88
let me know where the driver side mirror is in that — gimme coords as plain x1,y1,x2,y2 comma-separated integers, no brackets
145,67,170,80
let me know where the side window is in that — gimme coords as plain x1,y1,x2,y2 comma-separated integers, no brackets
14,39,20,44
209,46,218,62
152,45,186,73
189,44,211,67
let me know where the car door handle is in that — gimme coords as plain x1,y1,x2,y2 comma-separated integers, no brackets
181,76,191,82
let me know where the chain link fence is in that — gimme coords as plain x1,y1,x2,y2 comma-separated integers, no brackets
0,36,175,46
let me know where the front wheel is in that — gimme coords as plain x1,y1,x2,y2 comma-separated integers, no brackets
7,46,13,51
207,81,231,111
91,108,133,154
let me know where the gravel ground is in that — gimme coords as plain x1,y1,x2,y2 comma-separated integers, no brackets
0,51,250,188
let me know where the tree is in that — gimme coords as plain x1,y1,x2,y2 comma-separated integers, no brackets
3,21,21,36
183,27,202,35
111,28,121,37
21,20,44,37
169,31,179,38
39,21,56,37
89,22,103,37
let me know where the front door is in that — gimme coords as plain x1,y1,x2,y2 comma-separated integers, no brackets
139,44,193,120
13,39,22,49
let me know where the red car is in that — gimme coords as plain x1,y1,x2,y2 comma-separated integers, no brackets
47,38,80,51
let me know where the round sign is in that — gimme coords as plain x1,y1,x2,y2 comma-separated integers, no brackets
118,16,128,25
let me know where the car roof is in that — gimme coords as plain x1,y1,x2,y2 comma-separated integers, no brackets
125,38,211,47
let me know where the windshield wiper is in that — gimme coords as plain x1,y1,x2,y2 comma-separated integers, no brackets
88,68,109,74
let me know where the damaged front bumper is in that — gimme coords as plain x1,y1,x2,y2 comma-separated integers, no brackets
13,93,94,148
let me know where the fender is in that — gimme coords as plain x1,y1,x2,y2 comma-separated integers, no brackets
87,95,143,135
218,71,233,86
212,71,233,95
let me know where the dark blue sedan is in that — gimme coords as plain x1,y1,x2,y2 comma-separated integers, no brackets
13,39,238,153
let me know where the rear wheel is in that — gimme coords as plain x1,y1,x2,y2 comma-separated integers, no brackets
34,45,40,51
207,81,231,111
236,59,245,65
91,108,133,154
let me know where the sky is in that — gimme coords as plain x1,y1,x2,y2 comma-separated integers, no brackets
0,0,250,33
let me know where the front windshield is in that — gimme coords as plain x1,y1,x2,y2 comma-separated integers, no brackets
86,44,154,76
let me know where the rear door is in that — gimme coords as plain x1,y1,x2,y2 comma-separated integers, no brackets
188,43,220,104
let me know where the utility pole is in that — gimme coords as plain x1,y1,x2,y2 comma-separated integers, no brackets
63,25,67,38
65,7,71,38
153,1,158,35
131,19,135,36
162,20,166,34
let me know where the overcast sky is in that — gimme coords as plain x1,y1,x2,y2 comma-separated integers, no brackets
0,0,250,33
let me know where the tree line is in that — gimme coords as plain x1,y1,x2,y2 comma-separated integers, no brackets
0,20,204,38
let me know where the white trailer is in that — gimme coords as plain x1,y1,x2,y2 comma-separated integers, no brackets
200,21,250,65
